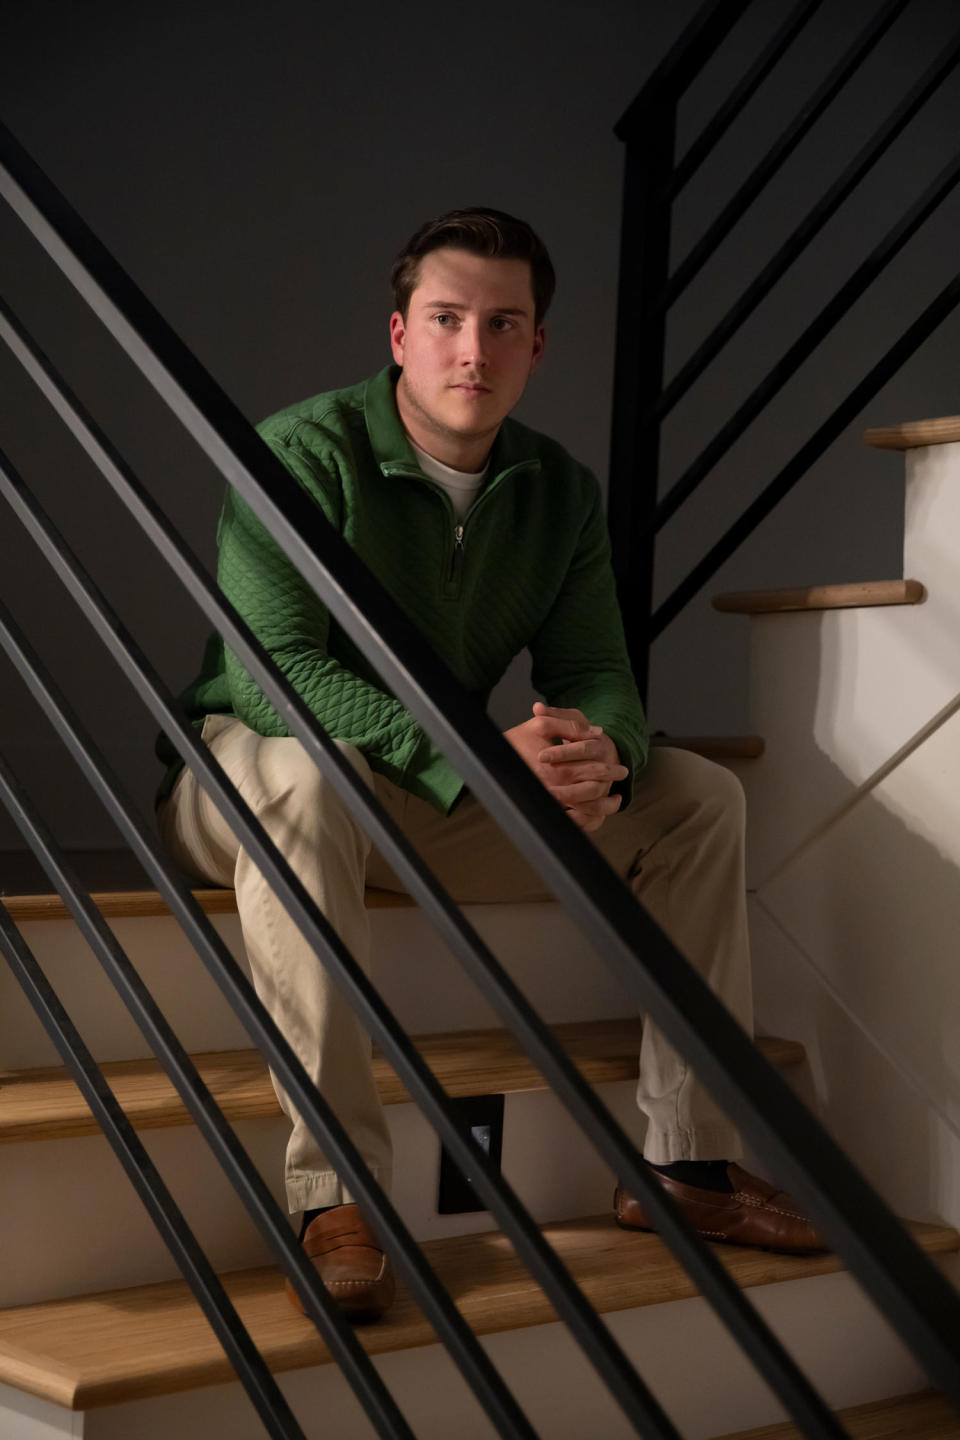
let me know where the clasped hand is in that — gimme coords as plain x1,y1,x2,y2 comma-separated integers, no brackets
503,701,627,834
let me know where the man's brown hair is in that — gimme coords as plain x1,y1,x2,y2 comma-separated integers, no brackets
391,207,556,326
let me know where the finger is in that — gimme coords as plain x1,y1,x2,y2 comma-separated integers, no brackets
539,754,628,781
565,796,621,832
549,780,612,805
567,794,623,821
533,701,599,733
538,739,610,764
566,808,602,832
549,763,628,784
541,766,630,789
533,716,604,744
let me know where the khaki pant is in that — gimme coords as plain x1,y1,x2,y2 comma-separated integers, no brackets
158,714,752,1212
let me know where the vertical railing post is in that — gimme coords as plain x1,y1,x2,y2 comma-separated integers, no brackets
607,101,676,704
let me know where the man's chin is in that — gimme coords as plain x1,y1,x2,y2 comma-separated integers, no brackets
443,396,507,431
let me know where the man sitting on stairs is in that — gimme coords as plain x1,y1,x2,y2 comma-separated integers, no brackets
156,206,825,1323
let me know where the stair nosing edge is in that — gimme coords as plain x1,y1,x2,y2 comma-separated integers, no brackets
4,1216,956,1411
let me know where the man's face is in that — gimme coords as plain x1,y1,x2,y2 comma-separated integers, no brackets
389,247,545,460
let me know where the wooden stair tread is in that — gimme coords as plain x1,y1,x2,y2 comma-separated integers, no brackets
0,843,419,919
865,416,960,450
0,1023,805,1143
1,1215,954,1411
651,735,765,760
713,1388,959,1438
0,884,415,923
713,580,925,615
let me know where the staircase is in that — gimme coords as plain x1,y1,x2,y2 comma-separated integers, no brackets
1,629,959,1438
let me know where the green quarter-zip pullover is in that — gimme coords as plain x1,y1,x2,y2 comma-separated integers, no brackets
157,363,647,811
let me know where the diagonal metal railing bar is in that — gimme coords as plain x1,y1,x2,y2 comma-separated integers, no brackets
614,0,752,140
0,308,852,1440
651,269,960,635
650,146,960,533
0,614,544,1440
653,21,960,422
0,886,311,1440
660,0,909,307
666,0,825,199
0,461,682,1440
0,768,429,1440
3,122,960,1409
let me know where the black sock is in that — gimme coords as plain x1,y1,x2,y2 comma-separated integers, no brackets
298,1204,337,1240
648,1159,734,1193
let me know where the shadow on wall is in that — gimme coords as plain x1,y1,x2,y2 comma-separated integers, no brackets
741,573,960,1226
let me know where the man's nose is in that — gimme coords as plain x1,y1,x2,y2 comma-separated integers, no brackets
458,320,488,365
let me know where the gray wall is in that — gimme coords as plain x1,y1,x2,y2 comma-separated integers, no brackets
0,0,958,851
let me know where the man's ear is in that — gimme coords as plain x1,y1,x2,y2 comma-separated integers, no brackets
389,311,406,365
530,324,546,374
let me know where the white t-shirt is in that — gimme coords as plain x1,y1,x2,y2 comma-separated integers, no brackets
407,435,489,522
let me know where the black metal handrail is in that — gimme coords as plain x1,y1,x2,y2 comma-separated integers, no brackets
608,0,960,697
2,11,960,1430
615,0,752,132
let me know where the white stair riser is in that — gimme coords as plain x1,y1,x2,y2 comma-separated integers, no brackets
904,440,960,581
0,1384,83,1439
0,1081,646,1307
0,904,634,1071
33,1262,957,1440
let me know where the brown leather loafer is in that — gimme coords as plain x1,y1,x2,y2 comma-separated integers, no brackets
285,1203,396,1321
614,1163,827,1254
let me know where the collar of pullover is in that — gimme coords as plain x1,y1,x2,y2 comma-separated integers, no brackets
363,363,543,484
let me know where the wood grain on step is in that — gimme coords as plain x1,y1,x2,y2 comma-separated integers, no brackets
0,1023,803,1143
864,416,960,450
713,580,925,615
0,884,417,922
0,1217,955,1410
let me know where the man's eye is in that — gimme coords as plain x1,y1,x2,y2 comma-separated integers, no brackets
491,317,512,331
435,313,456,326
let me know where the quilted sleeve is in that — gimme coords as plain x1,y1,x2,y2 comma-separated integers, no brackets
528,470,648,804
218,432,464,814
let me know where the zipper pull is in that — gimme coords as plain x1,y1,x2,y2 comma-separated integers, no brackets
448,523,466,588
